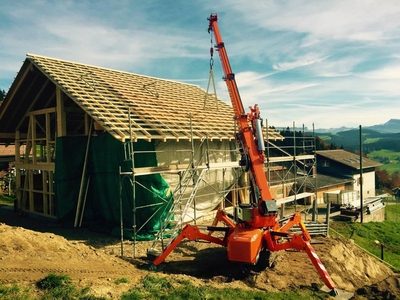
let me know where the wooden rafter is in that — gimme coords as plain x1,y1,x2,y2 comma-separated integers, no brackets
26,54,284,142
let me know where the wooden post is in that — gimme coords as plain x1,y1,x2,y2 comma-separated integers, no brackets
56,87,66,137
15,131,21,211
46,112,51,163
74,118,93,227
312,198,317,222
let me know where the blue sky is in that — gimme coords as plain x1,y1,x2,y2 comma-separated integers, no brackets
1,0,400,129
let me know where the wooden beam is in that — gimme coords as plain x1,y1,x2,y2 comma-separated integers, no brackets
133,164,189,175
31,115,37,164
56,86,67,137
14,162,55,171
133,161,239,176
46,112,51,163
24,118,32,164
0,133,15,140
29,107,56,116
16,78,51,131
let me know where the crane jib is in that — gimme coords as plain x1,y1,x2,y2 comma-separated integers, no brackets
149,15,340,296
208,13,275,210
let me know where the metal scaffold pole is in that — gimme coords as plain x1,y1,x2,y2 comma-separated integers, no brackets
119,166,124,257
128,107,138,258
312,123,318,222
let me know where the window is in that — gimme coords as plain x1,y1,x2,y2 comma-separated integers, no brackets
321,160,329,167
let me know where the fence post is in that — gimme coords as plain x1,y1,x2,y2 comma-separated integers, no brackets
325,201,331,237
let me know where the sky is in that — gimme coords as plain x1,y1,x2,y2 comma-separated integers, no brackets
1,0,400,130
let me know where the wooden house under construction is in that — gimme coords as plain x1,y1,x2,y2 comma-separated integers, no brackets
0,54,293,238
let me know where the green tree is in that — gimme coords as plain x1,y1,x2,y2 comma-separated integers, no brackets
0,89,5,105
391,172,400,188
376,169,390,189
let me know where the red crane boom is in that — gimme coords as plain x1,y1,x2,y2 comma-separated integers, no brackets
150,13,339,297
208,13,277,222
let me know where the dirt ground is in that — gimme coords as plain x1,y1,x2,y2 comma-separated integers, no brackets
0,205,399,299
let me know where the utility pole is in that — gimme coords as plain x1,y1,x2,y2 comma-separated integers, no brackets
359,125,363,223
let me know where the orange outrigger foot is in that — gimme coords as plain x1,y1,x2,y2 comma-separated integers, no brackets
149,210,339,296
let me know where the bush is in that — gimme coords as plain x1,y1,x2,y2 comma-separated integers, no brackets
36,273,106,300
115,277,129,285
37,273,72,290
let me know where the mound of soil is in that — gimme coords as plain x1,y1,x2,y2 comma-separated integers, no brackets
0,209,398,299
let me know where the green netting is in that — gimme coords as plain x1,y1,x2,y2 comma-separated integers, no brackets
54,132,172,240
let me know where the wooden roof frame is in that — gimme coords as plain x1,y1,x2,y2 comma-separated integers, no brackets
0,54,284,143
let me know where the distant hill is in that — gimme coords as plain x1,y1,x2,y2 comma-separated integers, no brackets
313,126,355,134
311,127,400,153
315,119,400,135
277,119,400,153
366,119,400,133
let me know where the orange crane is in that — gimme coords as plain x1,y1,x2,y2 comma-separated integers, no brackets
150,13,338,296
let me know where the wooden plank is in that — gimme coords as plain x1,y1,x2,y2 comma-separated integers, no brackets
14,163,55,171
0,133,15,140
133,161,239,176
275,192,315,206
24,118,32,164
133,164,189,175
15,131,21,163
31,115,37,164
46,113,51,163
29,107,56,116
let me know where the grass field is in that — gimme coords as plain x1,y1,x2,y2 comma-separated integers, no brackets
364,137,381,144
330,203,400,270
0,273,329,300
0,194,14,206
378,163,400,174
317,135,332,141
367,149,400,174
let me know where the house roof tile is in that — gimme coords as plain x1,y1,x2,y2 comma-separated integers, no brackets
316,149,381,169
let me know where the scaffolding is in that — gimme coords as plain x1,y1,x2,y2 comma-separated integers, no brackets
118,117,320,258
266,122,318,221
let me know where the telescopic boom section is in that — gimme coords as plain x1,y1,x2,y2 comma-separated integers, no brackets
207,14,245,116
208,13,276,212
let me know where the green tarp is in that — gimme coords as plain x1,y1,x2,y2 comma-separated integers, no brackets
54,132,172,240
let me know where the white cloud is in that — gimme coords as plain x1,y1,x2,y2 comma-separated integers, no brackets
308,56,364,78
2,1,400,129
233,71,276,87
361,65,400,79
222,0,400,42
273,54,326,71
